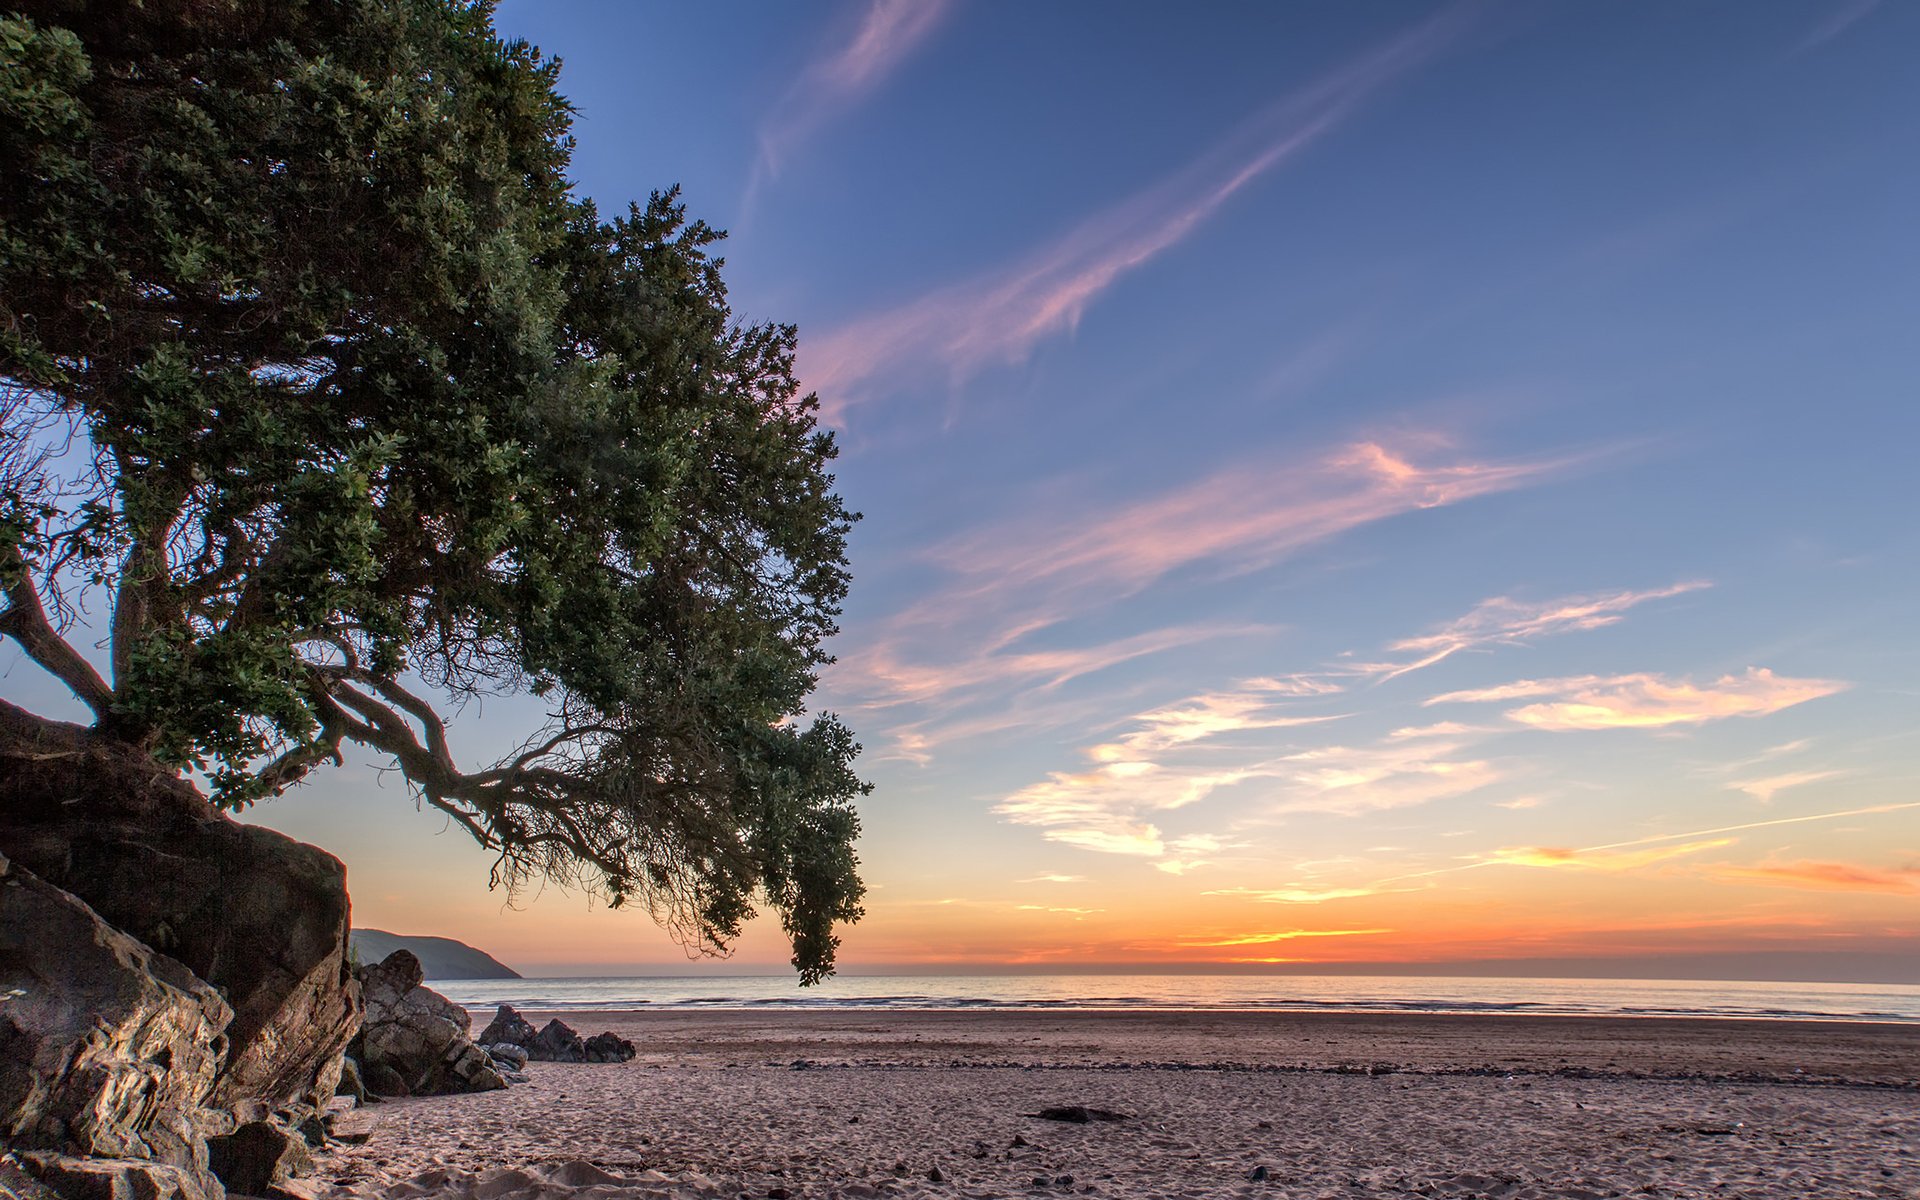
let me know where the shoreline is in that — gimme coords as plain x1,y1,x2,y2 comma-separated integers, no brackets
317,1008,1920,1199
517,1007,1920,1088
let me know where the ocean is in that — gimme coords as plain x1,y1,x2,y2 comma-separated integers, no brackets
432,973,1920,1023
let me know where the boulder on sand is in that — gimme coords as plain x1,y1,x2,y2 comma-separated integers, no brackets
485,1043,529,1071
477,1005,538,1049
582,1033,637,1064
353,952,506,1096
529,1020,586,1063
0,850,232,1199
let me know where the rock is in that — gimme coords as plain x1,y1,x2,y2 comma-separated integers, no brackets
0,851,231,1197
0,706,360,1114
333,1057,364,1104
581,1033,635,1064
352,952,505,1095
291,1111,326,1149
0,1150,66,1200
527,1020,585,1064
205,1121,310,1196
359,1062,408,1099
17,1152,211,1200
323,1109,376,1147
926,1165,944,1183
484,1043,529,1071
1248,1164,1270,1182
1024,1106,1130,1124
476,1006,538,1048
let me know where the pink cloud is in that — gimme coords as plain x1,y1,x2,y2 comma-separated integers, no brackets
934,439,1566,602
803,7,1475,416
756,0,955,180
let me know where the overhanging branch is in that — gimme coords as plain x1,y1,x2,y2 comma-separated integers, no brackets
0,546,115,718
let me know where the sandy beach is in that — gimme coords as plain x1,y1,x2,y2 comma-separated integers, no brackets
317,1010,1920,1199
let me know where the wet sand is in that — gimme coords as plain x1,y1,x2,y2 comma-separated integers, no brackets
319,1009,1920,1200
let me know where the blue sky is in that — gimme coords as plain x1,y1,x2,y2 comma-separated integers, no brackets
15,1,1913,976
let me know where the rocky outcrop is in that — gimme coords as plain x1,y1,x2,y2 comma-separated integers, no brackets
352,952,506,1096
475,1006,635,1065
529,1020,587,1064
581,1033,636,1064
477,1006,537,1049
13,1151,210,1200
0,705,360,1114
0,850,231,1199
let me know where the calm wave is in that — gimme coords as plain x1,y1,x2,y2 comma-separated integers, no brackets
432,974,1920,1023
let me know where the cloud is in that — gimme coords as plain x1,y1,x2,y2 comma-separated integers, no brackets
992,674,1351,859
1485,837,1736,872
1797,0,1882,52
1018,873,1086,885
1429,667,1847,730
1383,801,1920,889
824,432,1577,765
1727,769,1846,803
1358,581,1709,682
1087,681,1345,762
803,7,1475,413
1274,733,1503,815
755,0,954,181
1204,885,1404,904
995,759,1271,858
835,620,1249,710
934,440,1570,606
1181,928,1392,947
1716,860,1920,894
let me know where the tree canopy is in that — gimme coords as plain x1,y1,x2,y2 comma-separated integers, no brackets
0,0,866,981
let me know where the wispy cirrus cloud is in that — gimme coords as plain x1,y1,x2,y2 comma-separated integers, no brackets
1716,859,1920,894
1428,667,1847,731
1272,725,1504,815
1796,0,1882,53
803,7,1476,415
1727,769,1847,803
829,435,1575,762
995,758,1274,858
753,0,955,189
1205,884,1409,905
1485,837,1735,872
1180,928,1392,948
1087,679,1345,763
932,439,1570,605
1356,581,1710,682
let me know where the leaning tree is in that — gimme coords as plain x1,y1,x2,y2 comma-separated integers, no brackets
0,0,866,980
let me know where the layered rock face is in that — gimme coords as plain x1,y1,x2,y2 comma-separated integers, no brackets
0,708,360,1114
0,850,231,1198
352,952,506,1097
0,705,368,1200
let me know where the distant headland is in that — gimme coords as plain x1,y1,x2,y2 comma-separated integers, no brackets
351,929,522,980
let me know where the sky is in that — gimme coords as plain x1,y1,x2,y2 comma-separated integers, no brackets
10,1,1919,981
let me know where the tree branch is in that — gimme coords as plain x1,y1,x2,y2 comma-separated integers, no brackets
0,546,115,717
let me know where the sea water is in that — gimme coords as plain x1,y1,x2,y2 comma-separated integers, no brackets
432,974,1920,1023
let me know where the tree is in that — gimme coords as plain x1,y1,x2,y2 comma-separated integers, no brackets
0,0,866,982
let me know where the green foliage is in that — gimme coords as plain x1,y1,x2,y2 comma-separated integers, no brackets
0,0,865,982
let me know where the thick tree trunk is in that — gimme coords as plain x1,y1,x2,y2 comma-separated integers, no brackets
0,700,362,1112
